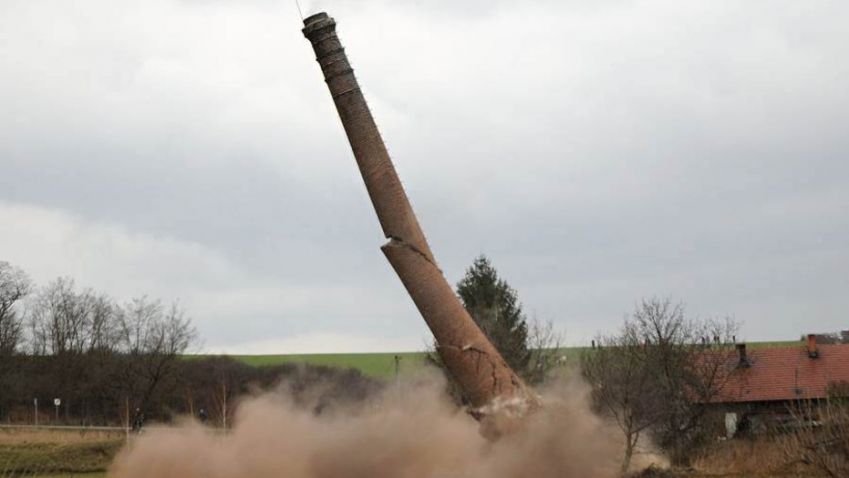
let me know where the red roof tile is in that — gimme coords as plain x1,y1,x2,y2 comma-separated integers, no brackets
712,344,849,403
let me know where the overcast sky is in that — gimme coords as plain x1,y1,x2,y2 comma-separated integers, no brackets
1,0,847,354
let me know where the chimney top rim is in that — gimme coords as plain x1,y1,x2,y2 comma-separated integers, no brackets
304,11,333,27
304,12,327,22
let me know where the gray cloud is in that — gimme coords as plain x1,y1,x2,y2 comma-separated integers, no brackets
1,0,847,351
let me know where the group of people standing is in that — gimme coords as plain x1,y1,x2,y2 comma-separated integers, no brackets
130,407,209,433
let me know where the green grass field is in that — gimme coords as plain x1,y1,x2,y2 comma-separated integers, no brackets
223,340,802,380
231,351,429,379
747,340,798,348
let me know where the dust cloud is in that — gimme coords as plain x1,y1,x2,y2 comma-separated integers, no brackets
109,373,623,478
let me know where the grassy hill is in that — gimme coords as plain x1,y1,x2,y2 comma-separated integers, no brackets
221,340,801,380
230,351,429,379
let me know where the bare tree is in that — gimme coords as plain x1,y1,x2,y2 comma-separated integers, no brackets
582,324,664,472
27,278,121,353
115,297,197,414
29,278,85,355
582,298,738,470
630,299,738,462
25,278,124,421
524,317,565,384
782,398,849,478
0,262,31,418
0,261,30,355
85,292,120,354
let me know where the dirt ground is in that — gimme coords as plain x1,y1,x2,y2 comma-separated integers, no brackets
0,427,828,478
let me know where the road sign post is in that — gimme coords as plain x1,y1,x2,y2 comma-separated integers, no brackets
53,398,61,423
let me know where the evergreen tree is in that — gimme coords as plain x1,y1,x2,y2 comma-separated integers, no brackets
456,255,530,375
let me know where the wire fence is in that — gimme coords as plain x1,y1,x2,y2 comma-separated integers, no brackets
0,424,125,432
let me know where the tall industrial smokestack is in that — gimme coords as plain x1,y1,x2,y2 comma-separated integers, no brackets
302,12,538,429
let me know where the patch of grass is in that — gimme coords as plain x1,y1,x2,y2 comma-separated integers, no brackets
27,474,105,478
231,351,429,379
0,430,121,446
202,341,801,380
227,347,593,379
0,429,122,477
747,340,799,349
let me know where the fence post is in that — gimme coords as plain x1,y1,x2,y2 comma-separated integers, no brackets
124,397,130,446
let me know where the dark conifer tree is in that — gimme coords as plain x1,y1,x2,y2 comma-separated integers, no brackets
456,255,530,375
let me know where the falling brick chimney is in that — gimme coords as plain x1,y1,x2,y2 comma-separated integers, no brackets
807,334,819,359
736,343,750,368
301,12,539,432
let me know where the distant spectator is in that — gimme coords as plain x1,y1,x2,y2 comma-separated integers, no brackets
132,408,145,433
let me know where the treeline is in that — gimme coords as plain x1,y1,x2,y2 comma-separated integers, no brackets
0,261,381,425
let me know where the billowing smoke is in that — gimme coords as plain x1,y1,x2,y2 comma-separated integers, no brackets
109,372,622,478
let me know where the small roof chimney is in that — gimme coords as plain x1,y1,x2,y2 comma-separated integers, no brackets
807,334,819,359
736,343,750,368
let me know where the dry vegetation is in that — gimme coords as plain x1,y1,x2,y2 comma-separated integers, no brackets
0,428,121,477
690,436,813,477
0,429,121,446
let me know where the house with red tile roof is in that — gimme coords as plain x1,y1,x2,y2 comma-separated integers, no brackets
705,335,849,436
716,335,849,403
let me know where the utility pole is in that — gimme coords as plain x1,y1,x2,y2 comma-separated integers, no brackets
394,354,401,397
221,382,227,431
124,397,130,445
